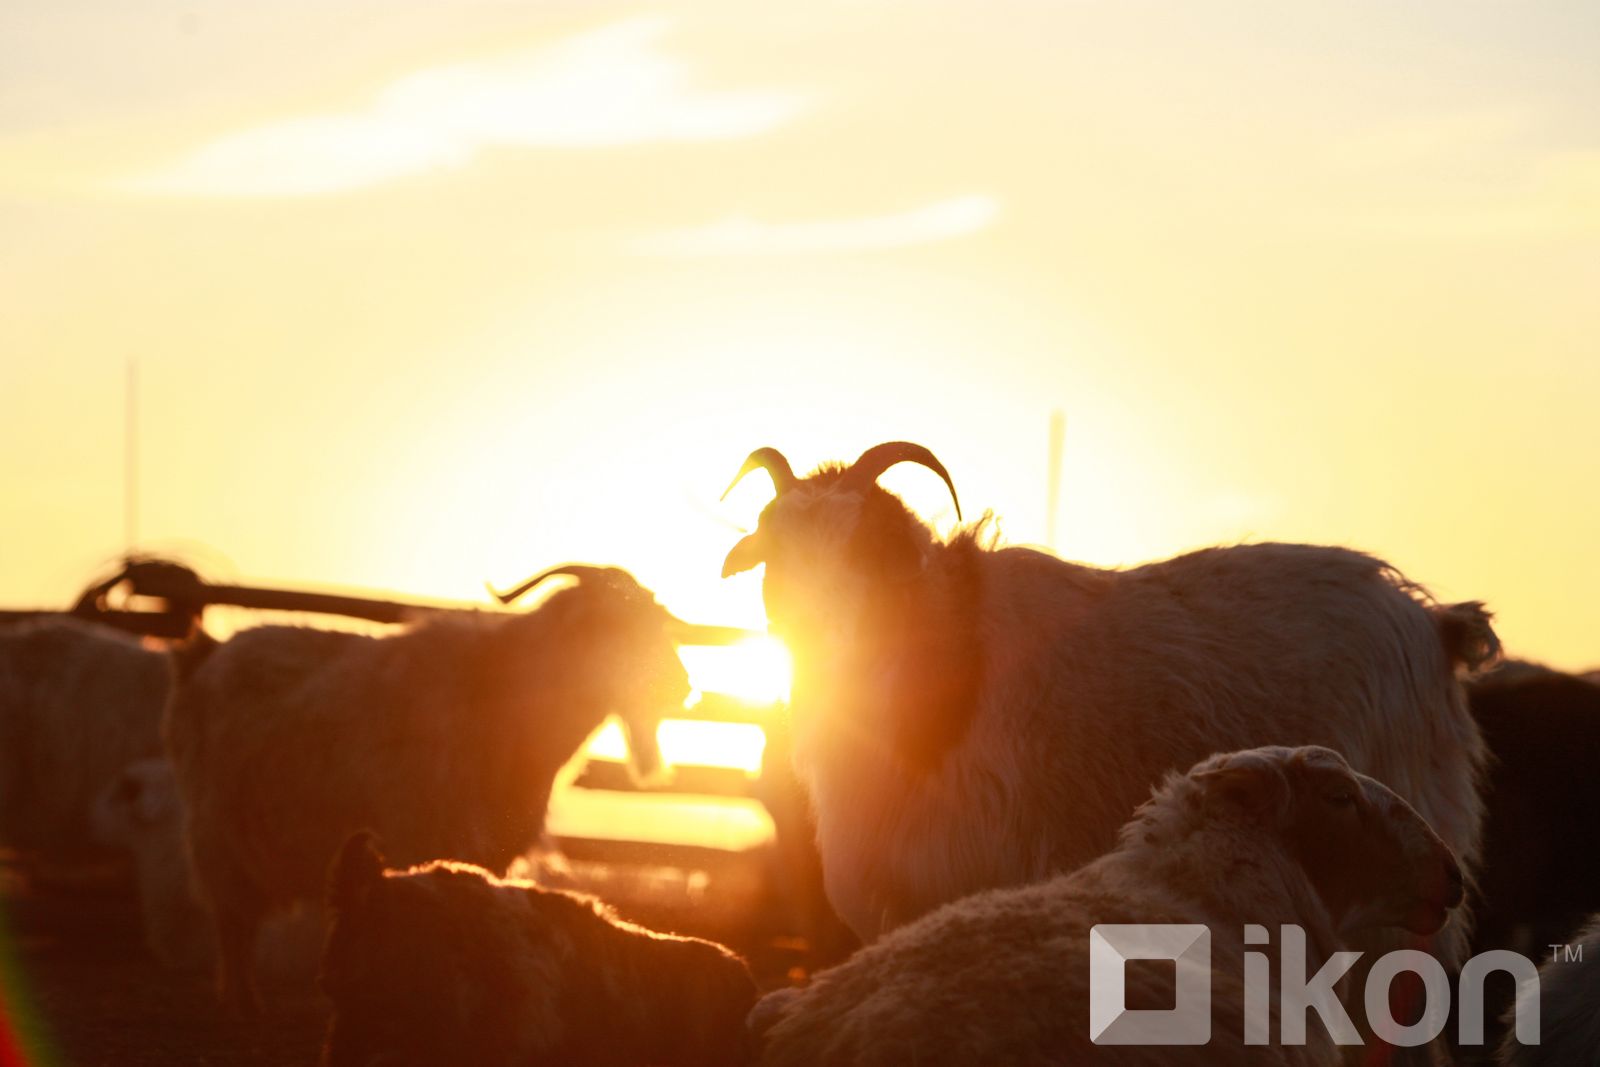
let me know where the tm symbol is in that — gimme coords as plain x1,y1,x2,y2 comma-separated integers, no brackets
1549,943,1584,964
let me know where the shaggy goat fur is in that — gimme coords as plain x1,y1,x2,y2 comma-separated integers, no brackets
749,745,1462,1067
1470,663,1600,959
722,444,1496,981
0,617,171,859
321,833,757,1067
165,571,687,1016
1498,914,1600,1067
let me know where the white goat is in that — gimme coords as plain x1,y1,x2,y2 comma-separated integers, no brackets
90,757,341,984
750,745,1463,1067
720,444,1496,972
165,565,689,1016
0,616,171,860
89,757,213,968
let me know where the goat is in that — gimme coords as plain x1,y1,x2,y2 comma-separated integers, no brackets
0,616,171,861
1471,663,1600,959
720,442,1493,965
89,757,213,969
165,564,689,1016
1497,914,1600,1067
722,443,1494,1064
89,757,326,980
321,832,758,1067
750,744,1462,1067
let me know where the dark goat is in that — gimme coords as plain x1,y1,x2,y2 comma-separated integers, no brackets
322,833,757,1067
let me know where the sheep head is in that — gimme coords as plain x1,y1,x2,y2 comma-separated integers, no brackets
719,442,962,660
1194,746,1464,937
492,564,689,782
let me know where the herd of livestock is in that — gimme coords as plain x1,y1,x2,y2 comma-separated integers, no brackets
3,439,1600,1066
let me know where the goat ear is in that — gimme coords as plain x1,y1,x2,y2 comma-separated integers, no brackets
133,781,173,824
1194,755,1290,820
722,533,766,578
329,831,387,912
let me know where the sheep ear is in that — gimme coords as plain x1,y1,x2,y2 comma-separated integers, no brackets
329,831,387,912
722,533,766,578
1194,756,1290,820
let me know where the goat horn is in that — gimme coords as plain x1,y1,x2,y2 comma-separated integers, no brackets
843,442,963,521
720,447,798,501
490,564,627,605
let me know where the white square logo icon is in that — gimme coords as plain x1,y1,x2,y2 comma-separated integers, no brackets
1089,924,1212,1045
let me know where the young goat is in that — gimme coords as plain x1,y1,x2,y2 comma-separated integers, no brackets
166,565,689,1016
321,833,758,1067
750,745,1463,1067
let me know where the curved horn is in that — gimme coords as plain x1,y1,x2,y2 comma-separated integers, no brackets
720,447,798,501
843,442,963,521
490,564,625,605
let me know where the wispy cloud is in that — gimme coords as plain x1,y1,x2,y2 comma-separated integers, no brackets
121,17,809,197
634,195,1000,256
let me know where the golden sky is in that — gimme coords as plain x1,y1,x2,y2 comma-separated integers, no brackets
2,1,1597,667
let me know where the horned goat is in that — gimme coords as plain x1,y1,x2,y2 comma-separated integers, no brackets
165,564,688,1016
720,444,1494,972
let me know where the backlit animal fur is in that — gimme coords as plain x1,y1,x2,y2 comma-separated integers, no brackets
166,566,688,1016
721,443,1496,978
321,833,757,1067
750,745,1463,1067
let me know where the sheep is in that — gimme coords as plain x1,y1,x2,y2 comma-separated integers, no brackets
719,442,1495,971
748,744,1462,1067
320,831,758,1067
165,564,690,1017
1470,664,1600,960
0,616,172,861
1497,914,1600,1067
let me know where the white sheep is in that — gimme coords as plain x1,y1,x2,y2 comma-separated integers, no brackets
1498,914,1600,1067
750,744,1463,1067
165,565,690,1016
720,443,1495,980
321,832,758,1067
0,616,171,860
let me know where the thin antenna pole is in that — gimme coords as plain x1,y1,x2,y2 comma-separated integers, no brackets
1045,410,1064,551
125,358,138,550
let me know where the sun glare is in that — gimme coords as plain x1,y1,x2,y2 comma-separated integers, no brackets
584,718,768,774
576,637,788,774
679,636,792,706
